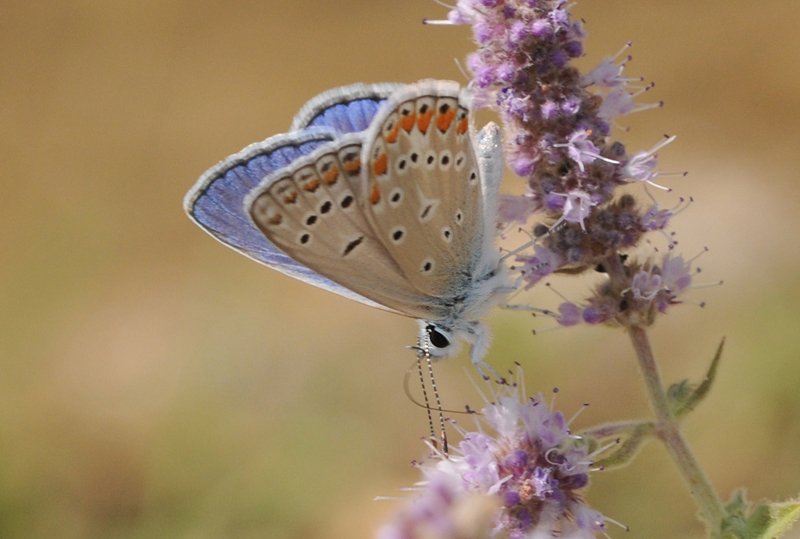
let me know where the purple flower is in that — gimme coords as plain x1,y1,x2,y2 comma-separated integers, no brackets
630,270,663,301
581,42,634,88
429,0,703,330
641,204,673,231
510,153,536,176
511,246,701,331
582,304,612,325
622,135,677,191
540,99,559,119
509,20,531,44
561,96,581,115
530,18,552,37
559,129,605,172
378,373,611,538
516,245,562,289
474,21,497,44
553,190,597,231
498,194,537,224
660,253,693,295
562,252,699,328
556,302,582,326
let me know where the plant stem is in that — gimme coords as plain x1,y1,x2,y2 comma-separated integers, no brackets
627,325,726,536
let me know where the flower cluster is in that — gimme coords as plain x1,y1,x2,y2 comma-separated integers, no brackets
432,0,693,327
378,376,610,539
556,252,697,328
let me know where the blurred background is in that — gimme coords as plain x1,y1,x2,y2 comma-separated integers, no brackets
2,1,799,537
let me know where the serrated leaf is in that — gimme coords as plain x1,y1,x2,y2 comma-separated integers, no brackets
756,499,800,539
743,503,772,538
726,489,748,514
673,338,725,417
668,378,693,403
721,492,800,539
588,421,655,469
722,490,751,537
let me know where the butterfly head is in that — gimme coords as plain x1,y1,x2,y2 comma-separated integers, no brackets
417,319,490,365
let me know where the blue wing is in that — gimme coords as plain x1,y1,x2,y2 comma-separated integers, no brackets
185,83,411,311
184,128,388,310
290,82,402,134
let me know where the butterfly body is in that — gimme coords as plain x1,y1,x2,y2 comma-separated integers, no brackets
185,80,509,365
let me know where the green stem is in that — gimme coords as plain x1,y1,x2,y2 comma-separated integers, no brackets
627,325,726,536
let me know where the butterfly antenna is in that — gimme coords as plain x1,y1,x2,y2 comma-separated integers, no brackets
403,357,478,417
501,238,536,261
424,350,449,455
407,341,448,455
413,348,436,444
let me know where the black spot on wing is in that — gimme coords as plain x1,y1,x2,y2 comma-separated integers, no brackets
343,236,364,256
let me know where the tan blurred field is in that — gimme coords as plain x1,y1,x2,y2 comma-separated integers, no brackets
2,1,799,538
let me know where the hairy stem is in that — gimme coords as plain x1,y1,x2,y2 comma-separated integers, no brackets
600,253,725,531
627,325,726,536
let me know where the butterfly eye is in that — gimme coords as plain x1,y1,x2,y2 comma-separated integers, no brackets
426,325,451,350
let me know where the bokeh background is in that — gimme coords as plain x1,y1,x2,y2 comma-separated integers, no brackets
2,1,799,538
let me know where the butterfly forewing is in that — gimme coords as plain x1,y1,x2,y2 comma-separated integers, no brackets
362,82,484,298
290,83,403,134
247,136,444,320
184,130,396,310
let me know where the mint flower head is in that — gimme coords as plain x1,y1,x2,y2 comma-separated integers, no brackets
416,4,796,538
430,0,695,329
378,374,614,538
444,0,666,262
556,251,700,327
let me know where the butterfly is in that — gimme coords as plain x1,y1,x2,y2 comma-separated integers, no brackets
184,80,509,368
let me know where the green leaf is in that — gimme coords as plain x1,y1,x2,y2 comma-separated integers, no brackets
585,420,655,469
670,338,725,418
667,378,693,404
721,490,800,538
757,499,800,539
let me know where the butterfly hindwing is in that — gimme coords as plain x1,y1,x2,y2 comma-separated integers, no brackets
361,80,485,298
246,134,444,320
473,121,505,278
185,129,394,311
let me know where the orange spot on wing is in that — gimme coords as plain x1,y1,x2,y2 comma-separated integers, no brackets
302,178,321,192
417,109,433,134
372,153,388,175
436,108,456,133
322,166,340,185
385,121,401,144
283,192,298,204
400,112,416,132
457,116,468,135
342,157,361,175
268,214,282,226
369,181,381,205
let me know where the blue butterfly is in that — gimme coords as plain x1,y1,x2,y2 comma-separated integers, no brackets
184,80,508,366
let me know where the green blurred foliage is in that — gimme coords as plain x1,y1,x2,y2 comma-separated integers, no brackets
1,1,799,538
